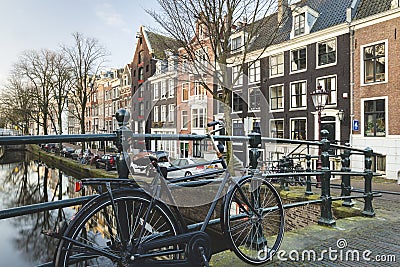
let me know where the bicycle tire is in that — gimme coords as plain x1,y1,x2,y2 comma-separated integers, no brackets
223,176,284,264
55,189,184,266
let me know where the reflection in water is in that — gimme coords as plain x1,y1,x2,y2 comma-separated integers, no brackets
0,151,79,266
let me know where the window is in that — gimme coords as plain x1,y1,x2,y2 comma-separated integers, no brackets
249,87,261,111
232,65,243,86
154,106,159,122
161,105,167,122
192,108,206,128
291,119,306,140
195,48,208,69
248,61,260,83
139,103,144,116
138,68,144,80
181,110,189,129
232,91,243,112
364,99,385,137
138,50,144,63
270,119,284,138
270,53,284,77
168,79,175,97
217,93,225,114
153,83,159,100
270,85,284,110
291,81,306,108
294,13,305,36
363,42,386,84
161,80,167,98
182,83,189,101
194,81,206,96
291,48,307,72
168,104,175,122
232,119,244,136
318,39,336,66
231,36,242,52
317,76,337,106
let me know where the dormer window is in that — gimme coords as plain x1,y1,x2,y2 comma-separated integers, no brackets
294,13,305,36
290,6,319,39
231,36,242,52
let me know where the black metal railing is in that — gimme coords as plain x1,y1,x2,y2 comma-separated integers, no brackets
0,109,393,266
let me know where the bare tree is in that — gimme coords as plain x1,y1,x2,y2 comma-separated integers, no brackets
48,51,73,135
15,49,58,135
148,0,291,167
0,71,36,135
62,32,109,135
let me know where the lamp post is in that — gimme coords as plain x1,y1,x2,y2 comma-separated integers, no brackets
311,85,328,188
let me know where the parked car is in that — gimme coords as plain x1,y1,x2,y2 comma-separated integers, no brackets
169,158,217,178
43,143,58,153
61,147,75,158
95,154,117,171
71,149,82,160
130,151,170,177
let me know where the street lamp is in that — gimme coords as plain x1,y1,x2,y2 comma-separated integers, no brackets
337,109,344,121
311,85,328,188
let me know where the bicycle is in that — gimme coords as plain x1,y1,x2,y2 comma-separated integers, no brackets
47,121,285,267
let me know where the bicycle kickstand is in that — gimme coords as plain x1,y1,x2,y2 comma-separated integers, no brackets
199,247,210,267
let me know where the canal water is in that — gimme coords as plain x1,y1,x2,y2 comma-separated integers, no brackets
0,151,81,267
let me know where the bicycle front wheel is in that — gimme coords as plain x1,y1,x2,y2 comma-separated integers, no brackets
55,189,184,266
223,176,284,264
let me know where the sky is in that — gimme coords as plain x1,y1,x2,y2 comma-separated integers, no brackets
0,0,159,86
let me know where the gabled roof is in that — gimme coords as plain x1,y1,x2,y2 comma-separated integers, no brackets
243,0,356,53
355,0,392,20
143,29,181,59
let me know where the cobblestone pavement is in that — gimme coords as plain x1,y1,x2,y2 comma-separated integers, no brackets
210,179,400,266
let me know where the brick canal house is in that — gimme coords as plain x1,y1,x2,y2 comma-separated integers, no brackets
229,0,356,165
130,25,179,150
351,0,400,179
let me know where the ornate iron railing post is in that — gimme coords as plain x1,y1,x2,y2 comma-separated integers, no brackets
305,153,313,195
114,109,132,179
247,130,267,247
341,143,354,207
318,129,336,226
362,147,375,217
279,156,289,191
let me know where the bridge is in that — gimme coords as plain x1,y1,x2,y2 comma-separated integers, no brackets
0,109,397,267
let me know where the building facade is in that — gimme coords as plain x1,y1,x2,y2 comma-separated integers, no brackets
351,0,400,179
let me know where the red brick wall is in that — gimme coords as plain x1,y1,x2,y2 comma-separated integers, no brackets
353,15,400,135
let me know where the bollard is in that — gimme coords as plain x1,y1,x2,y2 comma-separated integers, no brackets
362,147,375,217
114,109,132,179
305,154,313,195
318,129,335,226
248,131,261,174
341,143,354,207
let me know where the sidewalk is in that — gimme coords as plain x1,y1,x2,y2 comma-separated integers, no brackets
210,180,400,266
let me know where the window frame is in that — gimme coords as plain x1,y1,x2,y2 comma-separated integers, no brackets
182,82,189,102
153,106,159,122
361,40,388,86
269,84,284,112
232,65,243,87
168,104,175,122
232,90,243,113
316,75,337,107
290,47,307,73
248,60,260,84
294,13,305,36
362,97,387,137
317,38,337,68
248,87,261,112
290,118,307,140
270,119,284,138
290,80,307,110
181,110,189,129
269,53,284,78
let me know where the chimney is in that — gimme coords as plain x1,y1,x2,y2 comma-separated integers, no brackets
278,0,288,24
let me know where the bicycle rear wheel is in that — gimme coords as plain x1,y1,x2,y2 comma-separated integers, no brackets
55,189,184,266
223,176,284,264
